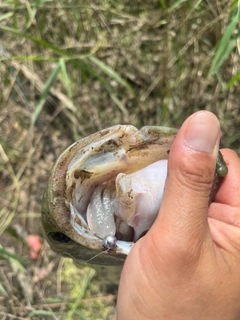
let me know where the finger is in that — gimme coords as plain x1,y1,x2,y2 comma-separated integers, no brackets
151,111,220,256
214,149,240,207
207,149,240,226
208,149,240,250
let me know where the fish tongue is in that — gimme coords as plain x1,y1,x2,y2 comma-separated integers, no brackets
116,159,168,241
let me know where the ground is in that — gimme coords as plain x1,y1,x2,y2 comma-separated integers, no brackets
0,1,239,319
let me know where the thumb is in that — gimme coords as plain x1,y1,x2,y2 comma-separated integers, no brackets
152,111,220,257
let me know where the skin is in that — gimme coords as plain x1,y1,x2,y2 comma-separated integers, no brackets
115,111,240,320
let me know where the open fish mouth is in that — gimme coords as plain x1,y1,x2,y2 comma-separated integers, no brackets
41,125,227,266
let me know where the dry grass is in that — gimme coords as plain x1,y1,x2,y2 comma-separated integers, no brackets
0,0,239,319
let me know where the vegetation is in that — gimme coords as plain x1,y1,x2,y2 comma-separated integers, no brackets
0,0,239,318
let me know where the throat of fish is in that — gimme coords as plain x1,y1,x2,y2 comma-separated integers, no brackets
83,159,168,243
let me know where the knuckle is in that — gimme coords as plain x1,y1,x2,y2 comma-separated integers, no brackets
172,156,214,194
221,148,240,164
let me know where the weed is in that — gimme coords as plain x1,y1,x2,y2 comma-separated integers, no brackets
0,1,239,318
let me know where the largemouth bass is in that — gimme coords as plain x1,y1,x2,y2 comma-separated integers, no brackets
41,125,227,266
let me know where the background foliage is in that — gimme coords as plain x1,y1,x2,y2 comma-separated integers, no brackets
0,0,239,319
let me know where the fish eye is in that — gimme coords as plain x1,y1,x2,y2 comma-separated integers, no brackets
49,232,71,243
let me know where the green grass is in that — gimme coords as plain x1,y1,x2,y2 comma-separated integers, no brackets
208,1,240,79
0,0,240,318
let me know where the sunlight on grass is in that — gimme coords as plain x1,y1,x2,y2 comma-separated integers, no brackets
0,144,20,235
0,0,239,318
60,259,115,319
208,1,240,80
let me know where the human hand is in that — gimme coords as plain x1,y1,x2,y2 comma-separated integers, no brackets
115,111,240,320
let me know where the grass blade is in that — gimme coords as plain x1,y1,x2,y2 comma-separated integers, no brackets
74,310,88,320
208,6,240,78
226,72,240,89
109,92,129,117
65,268,95,320
89,56,133,93
158,0,167,11
211,38,237,76
0,12,13,22
168,0,188,12
30,60,61,128
0,144,20,235
0,245,28,266
59,58,73,99
0,283,8,297
0,25,66,56
29,310,56,318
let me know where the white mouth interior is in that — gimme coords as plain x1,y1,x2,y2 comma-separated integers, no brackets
70,159,168,243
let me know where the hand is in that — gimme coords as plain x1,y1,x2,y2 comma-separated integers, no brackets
115,111,240,320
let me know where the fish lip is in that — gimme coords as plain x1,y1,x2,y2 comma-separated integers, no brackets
115,240,134,255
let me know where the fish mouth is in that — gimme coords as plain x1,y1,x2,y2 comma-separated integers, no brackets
63,125,172,255
42,124,227,266
68,159,168,245
42,125,177,263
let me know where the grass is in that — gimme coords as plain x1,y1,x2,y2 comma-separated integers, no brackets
0,0,240,318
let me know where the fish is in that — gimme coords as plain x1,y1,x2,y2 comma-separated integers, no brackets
41,125,228,266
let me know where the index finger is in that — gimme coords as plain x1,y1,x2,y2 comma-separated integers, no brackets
214,149,240,207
